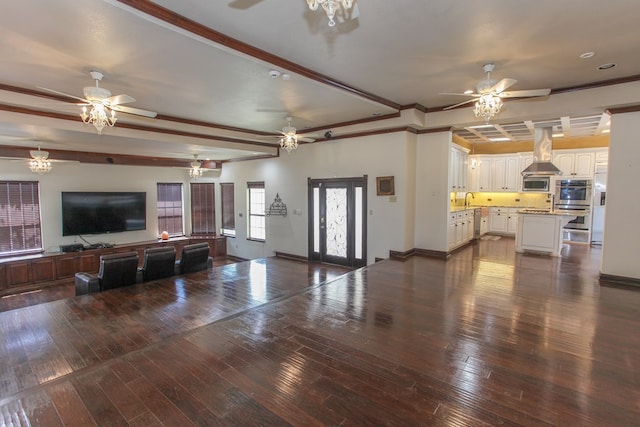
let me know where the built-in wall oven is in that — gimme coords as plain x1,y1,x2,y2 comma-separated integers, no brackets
555,179,592,205
554,179,592,243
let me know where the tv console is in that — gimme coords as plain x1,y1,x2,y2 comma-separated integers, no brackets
0,236,226,297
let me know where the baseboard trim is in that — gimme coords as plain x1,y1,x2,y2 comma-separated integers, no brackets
226,255,248,262
274,251,309,262
389,249,415,261
599,273,640,288
389,247,449,261
414,248,450,260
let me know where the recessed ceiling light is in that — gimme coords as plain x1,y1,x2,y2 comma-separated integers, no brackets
488,137,510,142
552,133,564,138
372,112,382,116
463,89,474,94
597,63,616,70
579,51,595,59
602,129,610,134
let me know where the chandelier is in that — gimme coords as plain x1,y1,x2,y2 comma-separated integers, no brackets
28,148,52,175
81,103,116,135
307,0,353,27
474,94,503,122
280,134,298,153
189,156,204,179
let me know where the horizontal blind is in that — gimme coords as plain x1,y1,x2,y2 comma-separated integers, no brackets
0,181,43,256
190,183,215,235
157,183,183,236
220,183,235,232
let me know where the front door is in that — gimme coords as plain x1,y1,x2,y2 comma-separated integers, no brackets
308,176,367,268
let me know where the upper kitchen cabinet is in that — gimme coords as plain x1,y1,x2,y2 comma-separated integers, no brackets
450,145,469,192
468,155,491,192
492,155,520,192
553,150,595,178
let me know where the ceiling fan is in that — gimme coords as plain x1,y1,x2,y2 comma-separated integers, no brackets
38,71,157,133
273,116,317,153
178,155,220,179
0,145,77,174
442,63,551,120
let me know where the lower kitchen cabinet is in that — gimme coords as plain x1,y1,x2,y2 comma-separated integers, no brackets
448,209,475,250
489,207,519,235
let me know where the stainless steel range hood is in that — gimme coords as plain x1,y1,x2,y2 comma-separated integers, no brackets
521,127,562,176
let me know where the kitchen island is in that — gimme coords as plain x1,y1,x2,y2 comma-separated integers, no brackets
515,209,584,257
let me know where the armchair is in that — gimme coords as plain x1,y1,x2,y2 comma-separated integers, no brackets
140,246,176,281
176,242,212,274
75,251,140,295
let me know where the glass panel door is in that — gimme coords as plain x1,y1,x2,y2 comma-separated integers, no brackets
308,176,367,268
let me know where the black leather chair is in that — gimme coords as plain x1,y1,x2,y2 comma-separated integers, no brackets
140,246,176,282
75,251,139,295
176,242,212,274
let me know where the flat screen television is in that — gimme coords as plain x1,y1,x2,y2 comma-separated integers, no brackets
62,192,146,236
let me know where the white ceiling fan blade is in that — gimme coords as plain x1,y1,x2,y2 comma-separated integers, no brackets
443,99,477,110
440,92,480,97
228,0,263,9
37,86,88,103
298,137,315,143
490,78,517,94
105,94,136,105
110,104,158,118
500,88,551,98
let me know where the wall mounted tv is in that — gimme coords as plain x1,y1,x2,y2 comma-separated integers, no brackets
62,192,147,236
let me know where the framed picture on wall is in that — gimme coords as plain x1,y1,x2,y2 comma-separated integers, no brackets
376,176,395,196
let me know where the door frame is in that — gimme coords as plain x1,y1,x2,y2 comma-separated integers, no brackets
307,175,367,268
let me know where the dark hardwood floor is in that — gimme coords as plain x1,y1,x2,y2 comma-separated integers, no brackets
0,238,639,426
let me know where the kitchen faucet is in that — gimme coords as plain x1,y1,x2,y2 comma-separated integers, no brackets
464,192,475,207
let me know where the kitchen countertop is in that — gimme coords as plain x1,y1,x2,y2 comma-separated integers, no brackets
518,208,587,216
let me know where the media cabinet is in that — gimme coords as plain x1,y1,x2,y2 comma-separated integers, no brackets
0,236,226,297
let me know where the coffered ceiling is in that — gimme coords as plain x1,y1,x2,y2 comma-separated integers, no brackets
0,0,639,164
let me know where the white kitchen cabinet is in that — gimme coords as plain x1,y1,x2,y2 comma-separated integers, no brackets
492,155,519,191
488,207,519,235
507,208,519,234
448,209,475,250
553,150,595,178
594,149,608,164
450,145,469,192
489,207,509,233
480,216,489,235
476,156,492,192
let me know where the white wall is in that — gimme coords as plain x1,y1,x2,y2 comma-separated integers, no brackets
600,111,640,280
216,132,418,263
413,131,451,252
1,159,198,253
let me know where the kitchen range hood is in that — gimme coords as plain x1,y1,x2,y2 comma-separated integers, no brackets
521,127,562,176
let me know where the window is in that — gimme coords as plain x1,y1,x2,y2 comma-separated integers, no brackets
220,183,235,237
157,183,183,236
247,181,265,241
190,183,215,235
0,181,43,256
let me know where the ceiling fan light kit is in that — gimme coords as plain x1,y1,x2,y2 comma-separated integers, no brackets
280,134,299,153
307,0,353,27
39,70,157,135
189,155,204,179
474,94,503,123
28,147,53,174
443,63,551,122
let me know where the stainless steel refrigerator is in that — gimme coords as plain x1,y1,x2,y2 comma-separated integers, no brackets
591,163,607,244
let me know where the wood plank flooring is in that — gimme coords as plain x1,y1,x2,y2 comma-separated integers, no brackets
1,239,639,426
